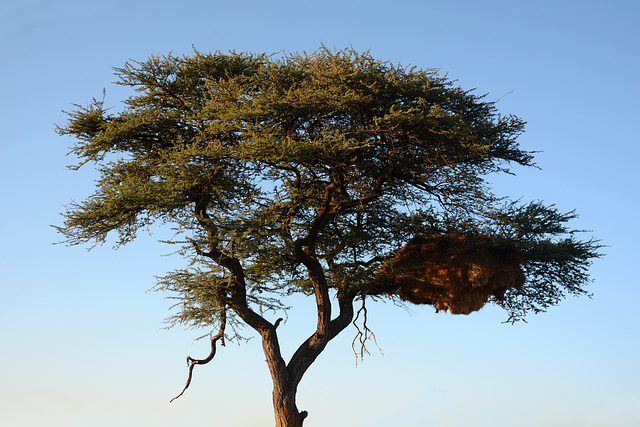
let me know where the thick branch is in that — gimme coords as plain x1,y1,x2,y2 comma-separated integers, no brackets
192,195,275,333
193,196,232,267
284,171,384,387
287,290,355,386
193,201,289,385
294,181,341,249
295,165,395,250
334,163,395,212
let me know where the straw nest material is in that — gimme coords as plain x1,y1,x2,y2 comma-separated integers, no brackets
373,233,525,314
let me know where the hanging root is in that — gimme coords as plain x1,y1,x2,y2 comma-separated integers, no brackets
351,297,382,365
170,314,226,403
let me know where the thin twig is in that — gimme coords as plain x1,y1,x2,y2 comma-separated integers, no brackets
351,297,382,365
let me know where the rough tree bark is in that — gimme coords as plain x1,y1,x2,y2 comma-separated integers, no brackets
261,291,355,427
181,179,362,426
208,248,354,426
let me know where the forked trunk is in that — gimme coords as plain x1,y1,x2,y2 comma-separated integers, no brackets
259,280,355,426
261,327,308,427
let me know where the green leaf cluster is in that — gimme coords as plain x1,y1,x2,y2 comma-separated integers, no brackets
56,47,601,332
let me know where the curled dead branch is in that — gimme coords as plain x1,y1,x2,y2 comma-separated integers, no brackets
170,314,226,403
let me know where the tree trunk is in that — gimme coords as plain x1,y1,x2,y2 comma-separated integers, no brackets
264,290,355,426
272,384,307,427
255,334,310,426
260,328,308,427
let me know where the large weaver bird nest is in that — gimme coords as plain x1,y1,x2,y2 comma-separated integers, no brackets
374,233,525,314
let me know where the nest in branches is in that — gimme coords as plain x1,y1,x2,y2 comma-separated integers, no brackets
374,233,525,314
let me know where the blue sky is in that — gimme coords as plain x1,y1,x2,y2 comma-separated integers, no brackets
1,0,639,426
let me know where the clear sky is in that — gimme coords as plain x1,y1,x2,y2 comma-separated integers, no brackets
1,0,639,426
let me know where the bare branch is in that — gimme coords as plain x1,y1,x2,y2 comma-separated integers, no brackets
351,297,382,365
170,321,226,403
274,317,283,329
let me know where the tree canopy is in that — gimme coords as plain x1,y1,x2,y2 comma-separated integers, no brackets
56,47,601,426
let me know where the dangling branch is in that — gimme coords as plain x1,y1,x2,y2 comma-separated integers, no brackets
351,297,382,365
170,312,226,403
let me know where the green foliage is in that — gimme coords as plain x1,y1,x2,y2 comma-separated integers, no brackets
56,47,601,334
483,202,601,321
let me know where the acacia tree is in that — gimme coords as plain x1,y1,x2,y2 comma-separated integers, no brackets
56,47,600,427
